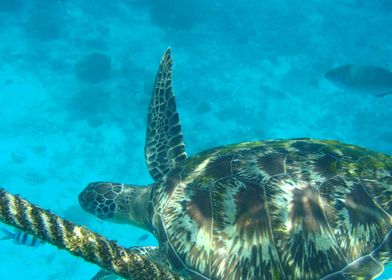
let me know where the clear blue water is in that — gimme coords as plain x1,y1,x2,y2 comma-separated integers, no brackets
0,0,391,279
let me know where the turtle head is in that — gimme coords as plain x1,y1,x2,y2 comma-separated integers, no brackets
78,182,152,231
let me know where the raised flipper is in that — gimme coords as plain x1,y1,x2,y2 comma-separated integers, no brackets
91,247,170,280
145,48,187,181
322,229,391,280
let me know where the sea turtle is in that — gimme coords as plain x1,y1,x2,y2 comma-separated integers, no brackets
78,49,392,280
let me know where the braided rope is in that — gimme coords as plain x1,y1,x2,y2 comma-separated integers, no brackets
0,188,183,280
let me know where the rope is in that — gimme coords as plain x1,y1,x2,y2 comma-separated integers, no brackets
0,188,183,280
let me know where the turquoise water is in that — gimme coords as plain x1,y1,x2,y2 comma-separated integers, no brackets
0,0,391,279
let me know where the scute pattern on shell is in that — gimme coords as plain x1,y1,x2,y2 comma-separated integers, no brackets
151,138,392,280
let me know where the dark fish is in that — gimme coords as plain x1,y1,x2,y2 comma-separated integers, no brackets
136,233,149,243
1,228,44,247
325,64,392,97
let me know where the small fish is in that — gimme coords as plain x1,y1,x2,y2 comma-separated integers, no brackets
136,233,149,243
1,228,44,247
325,64,392,97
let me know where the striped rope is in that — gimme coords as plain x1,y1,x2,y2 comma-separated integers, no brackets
0,188,183,280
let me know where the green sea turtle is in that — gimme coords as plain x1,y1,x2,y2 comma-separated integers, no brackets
78,49,392,280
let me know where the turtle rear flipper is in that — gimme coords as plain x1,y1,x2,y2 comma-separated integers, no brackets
91,247,171,280
322,229,391,280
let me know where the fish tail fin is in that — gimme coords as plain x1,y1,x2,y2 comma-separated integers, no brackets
0,228,15,240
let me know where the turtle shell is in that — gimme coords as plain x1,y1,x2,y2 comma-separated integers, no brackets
150,138,392,280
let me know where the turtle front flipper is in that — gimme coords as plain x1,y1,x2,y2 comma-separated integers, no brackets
78,182,152,230
91,246,171,280
145,48,187,181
